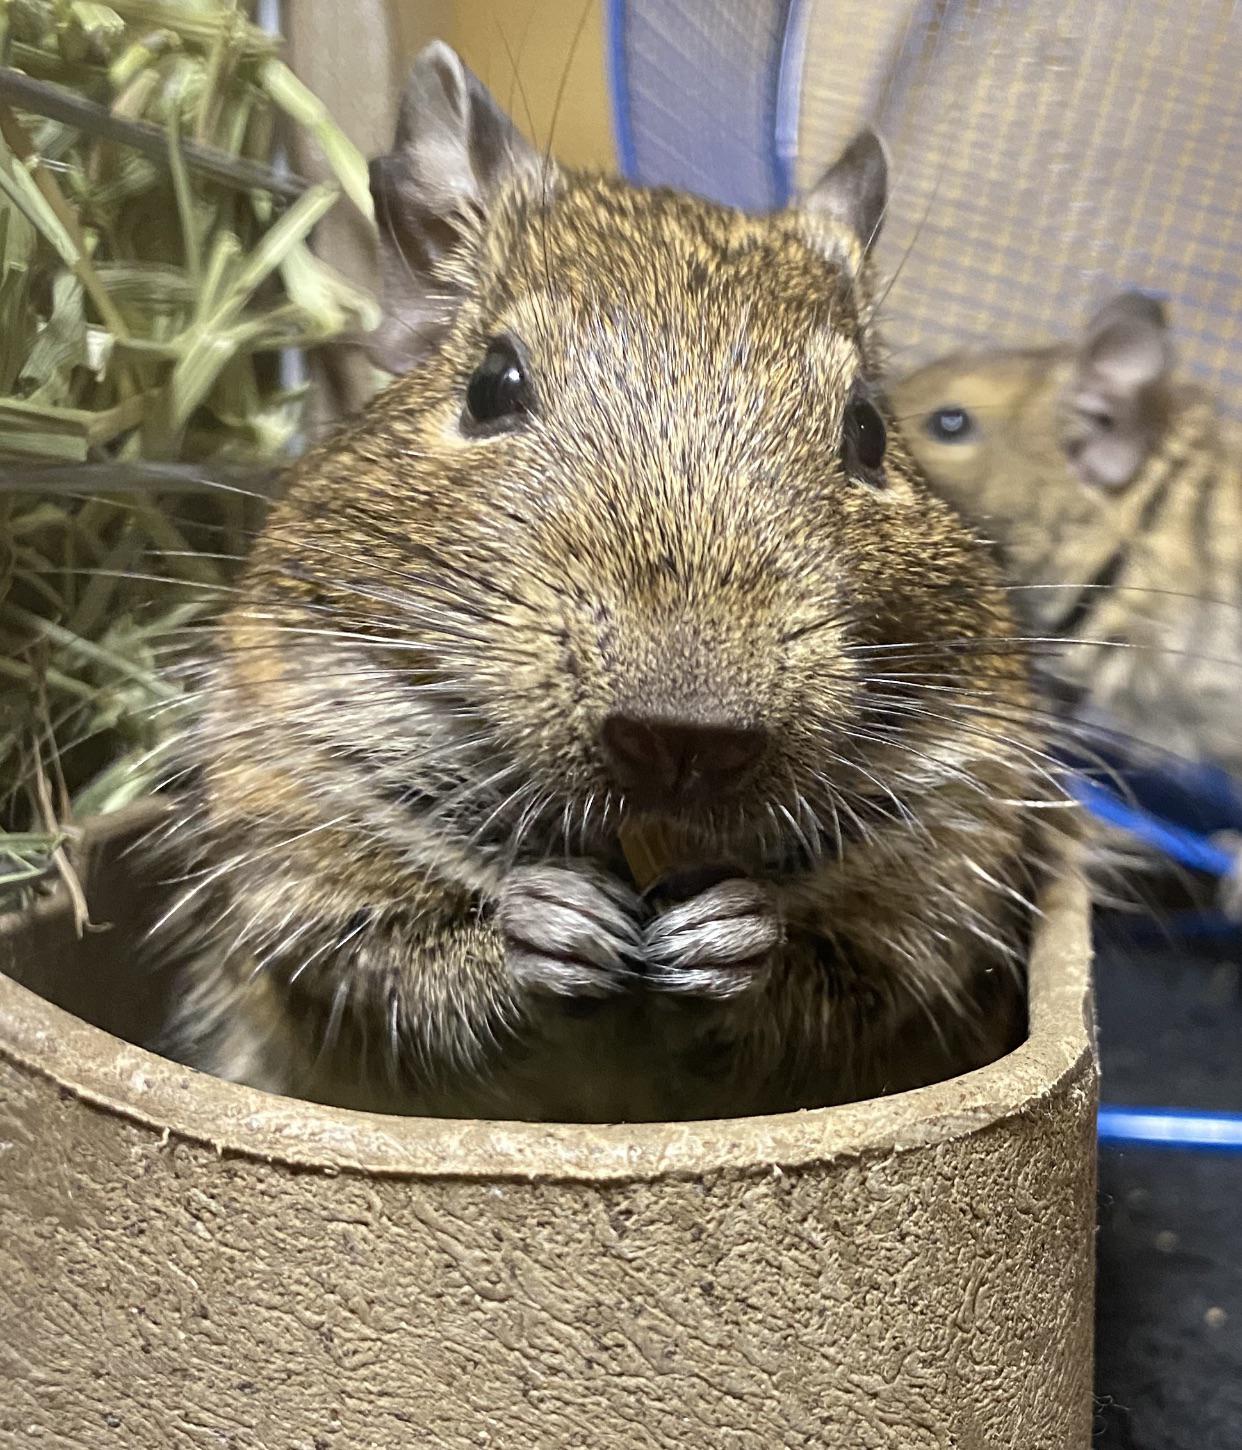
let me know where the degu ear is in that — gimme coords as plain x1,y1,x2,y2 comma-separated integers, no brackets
367,41,545,374
800,129,889,270
1066,291,1173,488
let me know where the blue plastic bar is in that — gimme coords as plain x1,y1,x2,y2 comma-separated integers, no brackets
764,0,798,206
770,0,807,206
1098,1105,1242,1152
1071,776,1236,878
604,0,639,181
602,0,794,211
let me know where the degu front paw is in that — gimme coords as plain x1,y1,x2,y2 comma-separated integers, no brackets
643,878,783,999
497,863,642,998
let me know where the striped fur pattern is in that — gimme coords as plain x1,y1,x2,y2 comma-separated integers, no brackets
162,45,1058,1122
893,294,1242,773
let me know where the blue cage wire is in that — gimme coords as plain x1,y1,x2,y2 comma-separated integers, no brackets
604,0,1242,1152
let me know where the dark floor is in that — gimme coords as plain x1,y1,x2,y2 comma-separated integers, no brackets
1093,915,1242,1449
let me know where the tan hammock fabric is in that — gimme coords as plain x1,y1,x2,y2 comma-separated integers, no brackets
794,0,1242,413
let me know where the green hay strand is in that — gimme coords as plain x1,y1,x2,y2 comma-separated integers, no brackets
0,0,380,904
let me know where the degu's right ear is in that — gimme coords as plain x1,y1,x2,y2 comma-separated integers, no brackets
1065,291,1173,489
367,42,545,374
799,128,889,274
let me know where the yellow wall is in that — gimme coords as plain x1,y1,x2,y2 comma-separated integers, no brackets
389,0,617,171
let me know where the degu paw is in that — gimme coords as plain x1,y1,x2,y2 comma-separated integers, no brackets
497,863,642,998
643,878,783,1000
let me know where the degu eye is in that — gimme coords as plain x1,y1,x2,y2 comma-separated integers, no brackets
463,337,532,431
842,393,887,484
926,405,975,443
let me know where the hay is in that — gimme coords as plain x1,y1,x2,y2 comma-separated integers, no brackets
0,0,379,907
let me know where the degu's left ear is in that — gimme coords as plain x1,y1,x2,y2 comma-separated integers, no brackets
799,128,889,271
1066,291,1173,489
367,41,547,375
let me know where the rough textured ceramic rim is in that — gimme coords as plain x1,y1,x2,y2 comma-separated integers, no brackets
0,812,1092,1183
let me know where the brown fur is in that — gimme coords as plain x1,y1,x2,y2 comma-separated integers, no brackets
893,305,1242,772
165,48,1055,1122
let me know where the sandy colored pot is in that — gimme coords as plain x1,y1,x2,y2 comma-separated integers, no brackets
0,806,1096,1449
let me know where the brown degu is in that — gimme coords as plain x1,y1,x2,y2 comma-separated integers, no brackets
893,293,1242,777
168,42,1056,1123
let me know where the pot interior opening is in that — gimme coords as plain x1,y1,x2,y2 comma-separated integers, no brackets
0,810,1032,1121
1,822,180,1056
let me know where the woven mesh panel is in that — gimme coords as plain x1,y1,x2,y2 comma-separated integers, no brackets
612,0,792,211
794,0,1242,414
